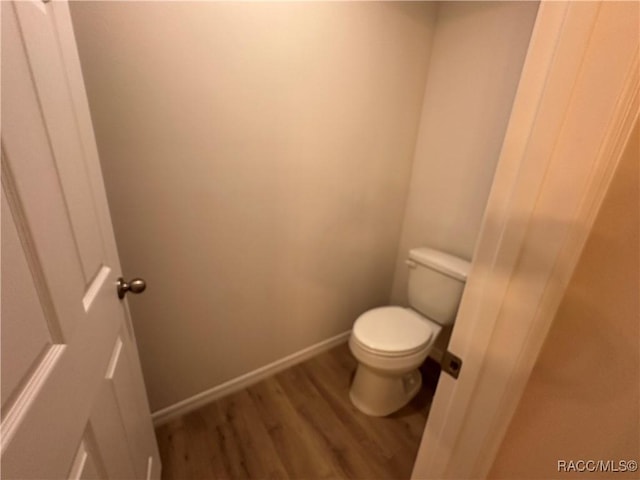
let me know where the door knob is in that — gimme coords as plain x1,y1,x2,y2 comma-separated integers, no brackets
117,277,146,299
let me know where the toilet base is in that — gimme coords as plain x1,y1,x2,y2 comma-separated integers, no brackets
349,364,422,416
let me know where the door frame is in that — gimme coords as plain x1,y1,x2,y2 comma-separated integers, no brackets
412,2,639,478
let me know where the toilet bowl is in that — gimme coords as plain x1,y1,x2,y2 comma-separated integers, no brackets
349,307,441,416
348,247,470,416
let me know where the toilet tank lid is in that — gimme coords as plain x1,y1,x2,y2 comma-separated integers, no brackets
408,247,471,281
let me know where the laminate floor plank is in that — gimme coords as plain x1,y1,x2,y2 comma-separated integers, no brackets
214,390,290,479
301,355,416,473
156,419,191,479
184,410,231,479
276,365,388,479
158,343,437,479
199,400,255,479
303,349,432,475
248,377,338,479
199,392,284,479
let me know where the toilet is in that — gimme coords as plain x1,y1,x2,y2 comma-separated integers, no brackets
348,247,470,416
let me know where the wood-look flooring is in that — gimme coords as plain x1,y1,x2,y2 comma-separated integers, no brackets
156,342,440,479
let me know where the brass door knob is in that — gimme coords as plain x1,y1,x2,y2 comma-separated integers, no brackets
117,277,146,299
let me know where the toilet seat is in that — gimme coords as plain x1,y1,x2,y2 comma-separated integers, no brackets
352,306,437,357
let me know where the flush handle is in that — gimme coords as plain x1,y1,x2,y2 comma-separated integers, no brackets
117,277,146,299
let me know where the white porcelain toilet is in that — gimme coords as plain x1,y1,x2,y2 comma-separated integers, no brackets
348,247,470,416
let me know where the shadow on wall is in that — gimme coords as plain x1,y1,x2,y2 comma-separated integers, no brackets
389,0,540,306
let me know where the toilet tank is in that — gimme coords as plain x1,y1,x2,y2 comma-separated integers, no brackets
407,247,471,326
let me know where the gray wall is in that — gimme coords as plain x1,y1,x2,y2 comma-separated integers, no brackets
70,2,437,412
71,1,539,413
390,2,539,306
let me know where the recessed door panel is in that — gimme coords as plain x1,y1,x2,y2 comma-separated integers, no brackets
1,2,85,341
14,0,108,285
68,431,107,480
89,337,138,480
107,334,158,479
0,186,54,413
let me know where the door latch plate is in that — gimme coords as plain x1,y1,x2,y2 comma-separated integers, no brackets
441,350,463,379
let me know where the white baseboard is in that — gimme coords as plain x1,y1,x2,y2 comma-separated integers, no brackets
151,330,351,426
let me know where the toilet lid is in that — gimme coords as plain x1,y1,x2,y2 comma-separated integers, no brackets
352,307,436,355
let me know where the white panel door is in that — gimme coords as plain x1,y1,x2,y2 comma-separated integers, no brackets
1,1,161,478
